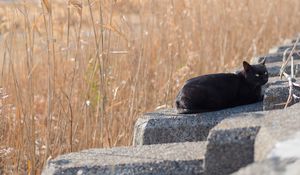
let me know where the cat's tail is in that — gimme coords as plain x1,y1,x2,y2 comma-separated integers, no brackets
175,100,209,114
176,107,209,114
175,100,192,114
176,108,192,114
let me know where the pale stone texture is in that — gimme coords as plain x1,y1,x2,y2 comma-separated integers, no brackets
42,142,206,175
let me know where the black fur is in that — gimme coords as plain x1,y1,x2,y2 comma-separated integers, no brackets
175,60,268,114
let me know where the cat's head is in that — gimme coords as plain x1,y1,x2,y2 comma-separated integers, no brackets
242,59,268,86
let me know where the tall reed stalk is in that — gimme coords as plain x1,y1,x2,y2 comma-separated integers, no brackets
1,0,300,173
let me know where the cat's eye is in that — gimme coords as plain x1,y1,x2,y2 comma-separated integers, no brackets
255,74,260,77
264,72,268,75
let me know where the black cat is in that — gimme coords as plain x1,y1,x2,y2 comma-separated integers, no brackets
175,60,268,114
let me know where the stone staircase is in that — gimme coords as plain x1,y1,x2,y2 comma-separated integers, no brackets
42,37,300,175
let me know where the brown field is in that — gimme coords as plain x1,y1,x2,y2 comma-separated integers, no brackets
1,0,300,174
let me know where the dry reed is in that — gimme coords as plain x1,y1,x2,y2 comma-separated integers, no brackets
1,0,300,174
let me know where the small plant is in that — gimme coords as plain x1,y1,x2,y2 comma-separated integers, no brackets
280,38,300,108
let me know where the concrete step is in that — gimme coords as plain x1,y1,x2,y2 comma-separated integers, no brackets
251,52,300,64
133,102,262,146
265,62,300,77
42,101,300,175
205,127,260,175
42,142,206,175
207,103,300,160
213,103,300,175
233,158,300,175
234,131,300,175
269,44,300,54
255,103,300,161
263,77,300,110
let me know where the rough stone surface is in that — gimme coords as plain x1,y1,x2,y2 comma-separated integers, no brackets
233,158,300,175
254,103,300,161
133,102,262,146
251,52,300,64
263,77,300,110
269,44,300,54
236,131,300,175
204,103,300,174
268,131,300,159
263,79,290,110
204,127,260,175
205,102,300,161
42,142,206,175
265,62,283,77
269,62,300,77
265,62,300,77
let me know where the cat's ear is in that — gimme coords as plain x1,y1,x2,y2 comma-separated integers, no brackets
243,61,252,72
260,58,266,65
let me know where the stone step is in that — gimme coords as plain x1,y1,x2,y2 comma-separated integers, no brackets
205,127,260,175
43,101,300,175
251,52,300,64
42,142,206,175
263,77,300,110
265,61,300,77
133,102,262,146
234,131,300,175
264,83,300,110
254,103,300,161
269,44,300,54
208,100,300,161
233,158,300,175
207,103,300,174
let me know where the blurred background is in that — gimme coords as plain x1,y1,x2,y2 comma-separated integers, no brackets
1,0,300,174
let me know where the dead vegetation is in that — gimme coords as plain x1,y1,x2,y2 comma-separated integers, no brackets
1,0,300,174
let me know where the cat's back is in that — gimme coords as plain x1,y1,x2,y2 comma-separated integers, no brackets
184,73,240,87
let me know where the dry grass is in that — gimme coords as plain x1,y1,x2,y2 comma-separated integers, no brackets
1,0,300,174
